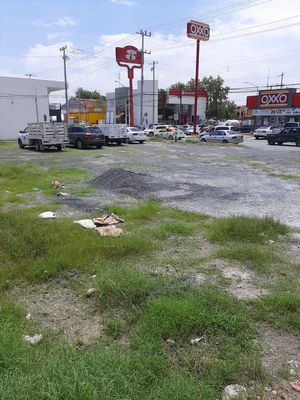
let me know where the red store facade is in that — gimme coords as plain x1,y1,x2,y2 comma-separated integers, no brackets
247,88,300,128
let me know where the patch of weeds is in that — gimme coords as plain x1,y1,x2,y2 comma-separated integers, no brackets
288,157,300,164
253,294,300,333
0,161,91,196
269,172,299,180
151,222,196,239
0,208,152,286
215,244,281,274
0,141,16,148
0,192,27,207
104,199,161,223
71,184,97,197
206,215,289,244
105,317,124,339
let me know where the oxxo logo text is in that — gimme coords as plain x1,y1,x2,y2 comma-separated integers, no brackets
187,21,210,41
190,24,209,38
260,92,288,107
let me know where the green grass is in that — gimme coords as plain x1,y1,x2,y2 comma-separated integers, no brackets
206,215,289,244
270,172,299,180
0,141,16,148
253,294,300,333
215,244,280,274
0,161,91,199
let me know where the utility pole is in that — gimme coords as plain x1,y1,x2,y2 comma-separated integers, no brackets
149,61,158,125
25,73,37,79
60,45,69,124
137,30,151,127
279,72,284,88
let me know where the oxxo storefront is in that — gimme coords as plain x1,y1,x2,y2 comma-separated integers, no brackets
247,88,300,128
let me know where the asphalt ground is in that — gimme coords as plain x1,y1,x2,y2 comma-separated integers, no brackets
2,135,300,228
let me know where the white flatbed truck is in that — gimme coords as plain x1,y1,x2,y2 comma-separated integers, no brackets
18,122,69,151
98,124,127,145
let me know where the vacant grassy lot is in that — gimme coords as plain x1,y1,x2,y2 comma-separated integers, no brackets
0,153,299,399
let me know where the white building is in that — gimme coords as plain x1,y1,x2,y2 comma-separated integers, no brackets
0,76,64,140
106,79,158,127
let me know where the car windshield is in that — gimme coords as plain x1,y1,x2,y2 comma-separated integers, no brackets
86,126,101,133
128,127,142,132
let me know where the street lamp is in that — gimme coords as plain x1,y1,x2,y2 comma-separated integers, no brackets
244,81,259,92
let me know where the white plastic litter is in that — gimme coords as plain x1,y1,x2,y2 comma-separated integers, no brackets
74,219,96,229
24,334,43,345
39,211,56,219
87,288,96,297
26,312,31,320
190,336,204,345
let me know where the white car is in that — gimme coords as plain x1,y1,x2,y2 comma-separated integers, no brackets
126,127,146,144
200,130,243,144
253,126,278,139
161,127,186,141
144,125,170,137
214,125,241,134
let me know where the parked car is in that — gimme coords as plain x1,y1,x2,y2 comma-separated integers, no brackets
185,125,202,135
126,127,146,144
214,125,241,134
177,124,191,133
267,127,300,146
67,125,105,149
283,122,300,128
144,125,170,137
161,127,186,140
240,124,254,133
200,130,244,144
253,126,278,139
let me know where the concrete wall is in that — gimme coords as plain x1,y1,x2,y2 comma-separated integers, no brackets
133,80,158,127
0,77,64,140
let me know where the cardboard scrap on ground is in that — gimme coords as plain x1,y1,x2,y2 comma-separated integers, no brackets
93,213,124,226
51,180,62,189
95,225,124,237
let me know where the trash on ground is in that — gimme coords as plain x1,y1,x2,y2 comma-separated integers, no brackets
39,211,56,219
32,188,42,192
93,213,124,226
221,384,247,400
26,312,31,320
86,288,96,297
74,219,96,229
90,274,97,279
291,383,300,392
190,336,204,345
95,225,124,237
166,339,176,345
57,192,69,197
51,180,62,189
24,334,43,345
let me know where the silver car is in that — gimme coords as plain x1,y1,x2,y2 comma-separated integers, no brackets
200,130,243,144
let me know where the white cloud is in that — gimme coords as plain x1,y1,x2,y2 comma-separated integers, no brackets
54,17,76,27
33,16,76,28
110,0,136,6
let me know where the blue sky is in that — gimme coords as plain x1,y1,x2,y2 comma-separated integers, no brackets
1,0,300,105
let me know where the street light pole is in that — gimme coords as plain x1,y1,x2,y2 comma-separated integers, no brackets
60,45,69,124
137,30,151,127
149,61,158,125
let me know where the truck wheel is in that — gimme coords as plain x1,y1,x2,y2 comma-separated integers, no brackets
76,139,84,149
139,140,144,144
35,140,41,151
296,139,300,147
96,144,102,149
18,139,25,149
56,144,63,151
117,140,122,146
148,132,154,137
105,137,109,146
277,141,283,145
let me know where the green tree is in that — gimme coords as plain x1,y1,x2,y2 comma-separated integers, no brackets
170,76,236,120
75,87,103,99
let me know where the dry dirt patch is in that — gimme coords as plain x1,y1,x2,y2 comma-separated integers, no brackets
11,280,102,345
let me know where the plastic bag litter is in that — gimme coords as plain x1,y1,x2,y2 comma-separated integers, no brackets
39,211,56,219
74,219,96,229
95,225,124,237
93,213,124,226
24,334,43,345
57,192,69,197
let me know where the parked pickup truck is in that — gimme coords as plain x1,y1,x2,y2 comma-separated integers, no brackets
18,122,68,151
267,127,300,146
98,124,127,145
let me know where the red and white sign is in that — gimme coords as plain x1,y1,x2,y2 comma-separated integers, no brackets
259,90,289,108
115,46,142,65
187,20,210,41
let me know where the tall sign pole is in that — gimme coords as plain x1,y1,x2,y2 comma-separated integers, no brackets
116,46,142,127
60,45,69,124
137,30,151,127
187,20,210,134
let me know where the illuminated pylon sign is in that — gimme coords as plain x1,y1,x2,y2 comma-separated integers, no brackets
116,46,142,126
187,20,210,135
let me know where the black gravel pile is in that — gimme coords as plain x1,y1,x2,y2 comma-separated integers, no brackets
91,168,159,198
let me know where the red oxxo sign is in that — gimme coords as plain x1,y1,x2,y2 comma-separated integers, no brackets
259,90,289,108
187,20,210,41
